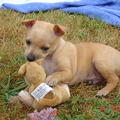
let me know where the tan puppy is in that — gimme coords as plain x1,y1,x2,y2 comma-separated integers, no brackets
21,19,120,97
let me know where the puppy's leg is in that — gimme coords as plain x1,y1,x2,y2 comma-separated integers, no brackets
95,62,119,97
96,74,119,96
45,70,72,86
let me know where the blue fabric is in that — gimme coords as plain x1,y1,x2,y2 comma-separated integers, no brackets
2,0,120,27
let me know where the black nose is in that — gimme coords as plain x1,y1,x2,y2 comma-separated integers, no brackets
27,56,35,62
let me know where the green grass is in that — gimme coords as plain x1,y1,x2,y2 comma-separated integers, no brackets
0,9,120,119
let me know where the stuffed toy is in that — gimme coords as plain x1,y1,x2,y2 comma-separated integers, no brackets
18,59,70,111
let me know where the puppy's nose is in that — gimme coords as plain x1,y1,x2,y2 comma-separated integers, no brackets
27,56,35,62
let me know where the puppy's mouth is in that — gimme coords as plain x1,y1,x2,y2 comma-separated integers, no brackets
26,53,50,62
26,55,35,62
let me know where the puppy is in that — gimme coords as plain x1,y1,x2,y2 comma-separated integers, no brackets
10,19,120,104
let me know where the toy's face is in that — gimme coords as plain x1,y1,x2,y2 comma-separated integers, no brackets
24,62,46,85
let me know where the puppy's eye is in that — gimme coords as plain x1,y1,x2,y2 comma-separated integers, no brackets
26,40,31,45
41,47,49,51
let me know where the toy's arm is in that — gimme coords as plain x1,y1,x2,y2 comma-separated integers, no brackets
39,95,60,106
24,86,29,92
9,86,30,103
29,85,34,94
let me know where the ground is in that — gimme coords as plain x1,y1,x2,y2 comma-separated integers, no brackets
0,9,120,120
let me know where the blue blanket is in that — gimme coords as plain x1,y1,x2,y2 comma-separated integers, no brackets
2,0,120,27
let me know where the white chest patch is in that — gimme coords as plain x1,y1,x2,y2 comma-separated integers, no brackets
42,58,56,76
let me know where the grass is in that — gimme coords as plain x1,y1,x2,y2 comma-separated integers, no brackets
0,9,120,119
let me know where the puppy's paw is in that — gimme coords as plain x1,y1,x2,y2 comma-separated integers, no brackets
45,75,58,87
96,89,109,97
9,96,20,104
18,90,34,106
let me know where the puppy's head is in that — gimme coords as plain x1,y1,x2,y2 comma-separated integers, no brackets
22,19,67,62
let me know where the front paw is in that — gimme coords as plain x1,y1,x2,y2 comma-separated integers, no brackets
45,75,58,87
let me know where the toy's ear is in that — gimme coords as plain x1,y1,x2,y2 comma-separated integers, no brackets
53,24,67,37
18,64,26,76
35,59,44,65
22,19,35,29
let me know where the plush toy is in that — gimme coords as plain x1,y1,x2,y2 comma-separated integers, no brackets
18,59,70,111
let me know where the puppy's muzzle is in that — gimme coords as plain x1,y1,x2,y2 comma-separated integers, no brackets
27,55,35,62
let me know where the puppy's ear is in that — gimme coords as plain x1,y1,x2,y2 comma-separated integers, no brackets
18,64,26,76
22,19,35,28
53,24,67,37
35,59,44,65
